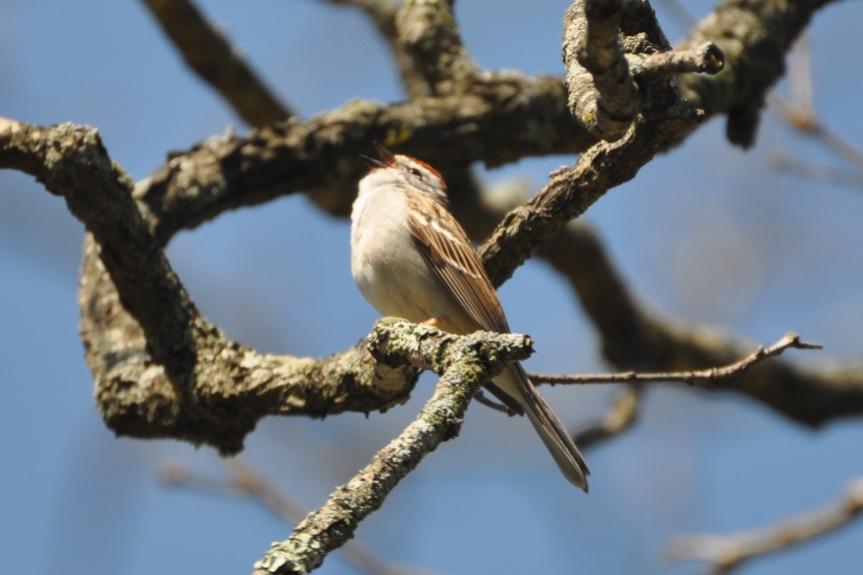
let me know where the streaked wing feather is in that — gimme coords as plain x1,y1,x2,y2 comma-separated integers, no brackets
406,194,510,334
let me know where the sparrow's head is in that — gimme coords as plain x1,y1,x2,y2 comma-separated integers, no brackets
362,142,448,206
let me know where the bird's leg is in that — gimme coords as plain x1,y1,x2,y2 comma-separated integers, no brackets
421,317,440,327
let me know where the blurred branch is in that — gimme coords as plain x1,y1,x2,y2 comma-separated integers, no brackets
770,153,863,191
678,0,840,148
394,0,477,96
765,37,863,189
452,173,863,429
317,0,431,97
572,385,643,451
253,324,534,575
530,333,821,385
669,477,863,575
767,37,863,172
161,459,425,575
141,0,291,126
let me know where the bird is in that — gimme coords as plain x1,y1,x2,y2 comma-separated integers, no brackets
350,142,590,491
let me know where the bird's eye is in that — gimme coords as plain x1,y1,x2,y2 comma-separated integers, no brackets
409,167,423,179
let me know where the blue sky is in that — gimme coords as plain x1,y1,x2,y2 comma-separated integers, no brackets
1,1,862,574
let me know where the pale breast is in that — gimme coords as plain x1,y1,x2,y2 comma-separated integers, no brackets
351,187,455,324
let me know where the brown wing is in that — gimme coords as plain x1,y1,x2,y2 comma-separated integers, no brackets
405,192,510,334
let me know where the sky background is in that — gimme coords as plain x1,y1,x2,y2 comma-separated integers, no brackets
1,1,862,574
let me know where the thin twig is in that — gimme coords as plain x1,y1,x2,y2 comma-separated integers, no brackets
768,37,863,173
769,95,863,172
669,477,863,575
770,153,863,191
473,389,518,416
160,459,423,575
529,333,821,385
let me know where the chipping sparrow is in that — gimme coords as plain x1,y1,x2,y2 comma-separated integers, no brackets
350,143,590,491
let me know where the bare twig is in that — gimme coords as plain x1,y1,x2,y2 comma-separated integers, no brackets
771,35,863,164
769,95,863,173
530,333,822,386
141,0,290,126
253,322,534,575
473,389,518,416
669,477,863,575
161,459,423,575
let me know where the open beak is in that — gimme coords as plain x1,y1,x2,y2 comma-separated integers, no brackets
360,140,396,169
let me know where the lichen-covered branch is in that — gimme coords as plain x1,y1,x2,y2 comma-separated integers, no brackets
2,0,853,467
253,320,534,575
669,477,863,575
141,0,290,127
134,75,594,239
633,41,725,79
0,117,200,366
477,106,702,288
562,0,640,141
395,0,477,96
1,117,417,451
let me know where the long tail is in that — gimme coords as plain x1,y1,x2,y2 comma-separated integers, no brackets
497,363,590,492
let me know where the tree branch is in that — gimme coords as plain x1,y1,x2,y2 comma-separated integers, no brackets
563,0,640,141
530,333,821,385
633,41,725,79
394,0,477,96
134,75,594,239
0,117,425,450
669,477,863,575
572,385,644,451
141,0,291,126
678,0,839,147
253,322,534,575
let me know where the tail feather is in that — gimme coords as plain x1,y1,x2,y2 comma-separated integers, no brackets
498,363,590,492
